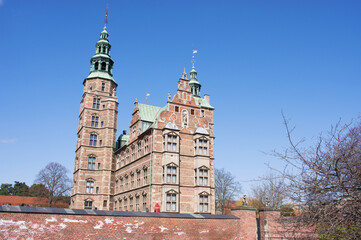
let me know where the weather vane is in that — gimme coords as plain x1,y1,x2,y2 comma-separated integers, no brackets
192,47,198,67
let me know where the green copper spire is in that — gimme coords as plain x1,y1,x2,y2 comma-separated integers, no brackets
86,8,115,82
189,50,201,97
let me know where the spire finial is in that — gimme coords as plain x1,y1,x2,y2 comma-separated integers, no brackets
192,47,197,67
182,67,187,79
104,5,109,29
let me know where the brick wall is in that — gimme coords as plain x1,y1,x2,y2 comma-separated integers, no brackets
259,208,317,239
0,206,242,240
0,206,315,239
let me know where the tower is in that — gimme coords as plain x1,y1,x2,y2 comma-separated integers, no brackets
71,14,118,210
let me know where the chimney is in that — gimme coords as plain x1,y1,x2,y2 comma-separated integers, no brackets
123,130,127,135
204,94,210,104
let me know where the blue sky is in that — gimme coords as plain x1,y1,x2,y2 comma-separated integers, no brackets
0,0,360,195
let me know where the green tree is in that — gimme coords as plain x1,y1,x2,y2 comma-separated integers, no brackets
0,183,13,195
12,181,29,196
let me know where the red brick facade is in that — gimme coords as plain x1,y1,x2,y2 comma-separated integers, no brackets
71,26,215,214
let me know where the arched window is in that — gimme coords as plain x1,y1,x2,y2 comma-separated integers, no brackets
84,199,93,209
101,62,106,71
91,115,99,127
86,179,94,194
89,133,97,146
87,155,96,169
94,62,99,70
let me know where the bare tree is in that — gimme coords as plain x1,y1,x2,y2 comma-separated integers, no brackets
35,162,71,207
251,173,288,209
272,115,361,239
215,168,242,214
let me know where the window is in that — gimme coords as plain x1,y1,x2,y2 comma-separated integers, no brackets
164,133,178,152
98,163,101,169
99,140,102,146
101,82,105,91
87,156,96,169
101,121,104,127
199,193,209,212
115,180,118,192
201,110,205,117
89,133,97,146
114,200,117,210
84,200,93,209
119,199,122,211
129,196,133,211
191,109,195,115
137,142,142,158
132,126,136,136
195,138,208,155
119,177,123,192
124,198,128,211
131,173,135,189
126,149,130,164
166,191,177,212
144,138,149,154
103,200,107,208
91,115,99,127
175,106,179,112
196,167,209,186
136,196,140,212
125,175,129,190
165,164,177,184
101,62,106,71
143,167,148,185
96,187,99,193
142,194,147,211
86,180,94,194
137,170,141,187
92,98,100,109
131,145,135,161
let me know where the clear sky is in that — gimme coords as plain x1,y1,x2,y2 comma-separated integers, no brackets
0,0,360,195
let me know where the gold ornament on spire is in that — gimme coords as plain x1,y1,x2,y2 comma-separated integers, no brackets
104,5,109,28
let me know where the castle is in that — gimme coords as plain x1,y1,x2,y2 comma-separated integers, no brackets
71,21,215,214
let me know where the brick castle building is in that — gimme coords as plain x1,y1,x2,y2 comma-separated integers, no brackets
71,21,215,214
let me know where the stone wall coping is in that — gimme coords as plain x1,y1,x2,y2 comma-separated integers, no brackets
0,205,239,219
230,206,257,211
259,207,281,212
